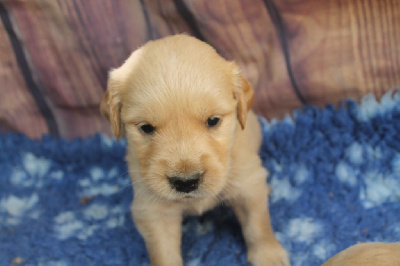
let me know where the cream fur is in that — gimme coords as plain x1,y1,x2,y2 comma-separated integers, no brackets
101,34,289,266
323,242,400,266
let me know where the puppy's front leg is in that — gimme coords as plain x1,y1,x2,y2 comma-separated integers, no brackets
232,170,290,266
132,200,183,266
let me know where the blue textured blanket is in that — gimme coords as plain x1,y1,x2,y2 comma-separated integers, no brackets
1,92,400,266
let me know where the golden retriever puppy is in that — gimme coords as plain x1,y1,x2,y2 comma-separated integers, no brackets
100,34,289,266
323,242,400,266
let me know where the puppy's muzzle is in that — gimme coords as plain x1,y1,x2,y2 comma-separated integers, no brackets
168,173,203,193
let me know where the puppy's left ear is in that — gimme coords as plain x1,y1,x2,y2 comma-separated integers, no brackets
232,65,255,130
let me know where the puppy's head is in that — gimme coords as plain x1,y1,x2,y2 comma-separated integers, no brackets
101,35,254,200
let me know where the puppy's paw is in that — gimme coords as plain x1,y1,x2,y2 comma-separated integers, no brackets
248,243,290,266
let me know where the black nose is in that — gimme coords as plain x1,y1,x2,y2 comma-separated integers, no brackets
168,173,202,193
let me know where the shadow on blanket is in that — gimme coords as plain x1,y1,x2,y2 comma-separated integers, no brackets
1,91,400,266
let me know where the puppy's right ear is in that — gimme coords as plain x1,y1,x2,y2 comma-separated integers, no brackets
101,47,145,139
100,70,123,140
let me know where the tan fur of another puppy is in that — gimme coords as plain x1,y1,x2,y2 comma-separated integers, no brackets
101,34,289,266
323,242,400,266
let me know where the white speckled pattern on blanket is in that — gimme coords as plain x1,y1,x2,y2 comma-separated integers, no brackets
1,91,400,265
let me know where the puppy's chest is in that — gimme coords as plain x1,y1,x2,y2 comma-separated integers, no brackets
182,198,219,216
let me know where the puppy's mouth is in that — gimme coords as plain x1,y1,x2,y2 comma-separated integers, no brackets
174,191,206,201
182,194,196,200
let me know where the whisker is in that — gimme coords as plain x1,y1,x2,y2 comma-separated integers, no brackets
116,182,134,193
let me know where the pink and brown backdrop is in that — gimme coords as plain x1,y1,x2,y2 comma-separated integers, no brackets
1,0,399,139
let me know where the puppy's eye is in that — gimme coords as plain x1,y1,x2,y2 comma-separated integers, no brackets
206,117,221,127
139,124,155,134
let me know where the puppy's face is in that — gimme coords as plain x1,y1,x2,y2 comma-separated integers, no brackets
101,35,253,201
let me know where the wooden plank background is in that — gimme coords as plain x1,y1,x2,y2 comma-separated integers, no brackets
0,0,399,139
